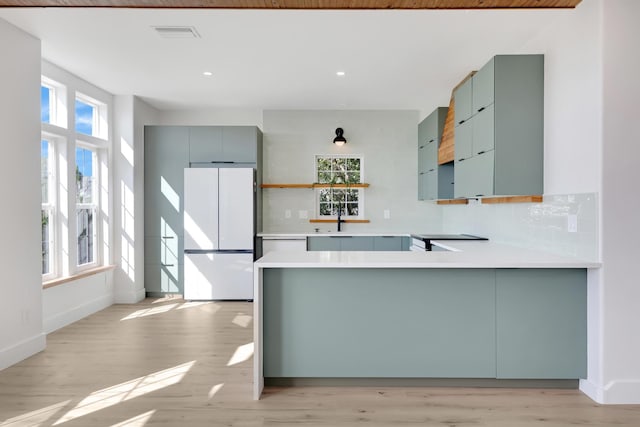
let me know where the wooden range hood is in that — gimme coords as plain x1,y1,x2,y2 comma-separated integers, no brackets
0,0,582,9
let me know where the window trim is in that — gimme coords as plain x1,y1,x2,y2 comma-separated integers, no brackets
75,142,101,271
41,138,56,281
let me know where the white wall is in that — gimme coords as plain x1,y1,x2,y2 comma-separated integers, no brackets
158,108,262,127
262,110,442,233
0,19,46,369
598,0,640,404
43,270,114,333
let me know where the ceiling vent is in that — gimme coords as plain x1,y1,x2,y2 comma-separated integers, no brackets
152,26,201,39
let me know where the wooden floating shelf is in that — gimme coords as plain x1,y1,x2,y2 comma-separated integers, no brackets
436,199,469,205
309,219,370,224
481,195,543,204
261,183,370,189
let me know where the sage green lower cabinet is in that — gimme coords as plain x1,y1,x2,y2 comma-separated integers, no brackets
264,268,496,378
308,236,406,251
496,269,587,379
307,236,341,251
340,236,374,251
373,236,403,251
307,236,374,251
262,267,587,380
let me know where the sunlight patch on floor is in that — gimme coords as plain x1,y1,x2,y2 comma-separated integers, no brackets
52,361,195,425
109,410,156,427
227,342,254,366
121,303,179,320
232,313,252,328
0,400,71,427
177,301,210,310
208,383,224,400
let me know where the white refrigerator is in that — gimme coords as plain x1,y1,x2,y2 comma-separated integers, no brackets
183,167,255,300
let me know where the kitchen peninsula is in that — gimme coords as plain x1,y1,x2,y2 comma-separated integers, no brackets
252,240,600,400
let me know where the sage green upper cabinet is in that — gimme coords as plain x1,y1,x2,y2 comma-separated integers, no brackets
189,127,222,162
454,54,544,198
418,107,452,201
454,119,473,162
472,57,495,113
454,78,473,125
472,104,495,155
188,126,260,164
222,126,259,163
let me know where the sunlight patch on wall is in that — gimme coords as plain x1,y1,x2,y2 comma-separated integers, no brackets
160,176,180,212
120,137,134,167
53,361,195,425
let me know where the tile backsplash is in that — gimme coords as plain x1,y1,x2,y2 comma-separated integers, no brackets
441,193,599,261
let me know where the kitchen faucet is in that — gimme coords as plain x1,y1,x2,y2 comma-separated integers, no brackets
337,206,345,232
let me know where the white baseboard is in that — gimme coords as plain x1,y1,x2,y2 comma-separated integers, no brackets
114,287,146,304
0,333,46,371
44,294,113,334
580,378,640,404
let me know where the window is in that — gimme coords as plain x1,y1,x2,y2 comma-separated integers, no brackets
316,155,363,218
41,139,55,277
75,98,95,136
41,85,53,124
75,93,107,139
40,68,111,282
76,145,97,267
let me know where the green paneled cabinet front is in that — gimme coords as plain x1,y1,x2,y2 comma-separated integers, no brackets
496,269,587,379
372,236,403,251
454,78,473,125
307,236,374,251
262,267,587,380
188,126,259,163
144,126,189,295
263,268,496,378
454,55,543,198
418,107,450,200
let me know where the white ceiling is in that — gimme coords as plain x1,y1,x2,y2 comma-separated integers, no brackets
0,7,576,114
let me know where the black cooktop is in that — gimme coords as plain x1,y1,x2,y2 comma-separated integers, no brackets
410,234,488,241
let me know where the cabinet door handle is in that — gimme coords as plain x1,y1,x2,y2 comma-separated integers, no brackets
458,158,465,162
419,145,424,149
458,120,465,125
419,172,425,175
429,139,435,143
162,236,174,239
428,168,435,172
477,150,486,155
478,107,485,112
161,264,175,267
475,194,484,197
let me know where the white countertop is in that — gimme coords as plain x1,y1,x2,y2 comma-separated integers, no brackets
254,240,600,269
259,232,411,238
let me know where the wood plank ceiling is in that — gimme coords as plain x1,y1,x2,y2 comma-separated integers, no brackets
0,0,583,9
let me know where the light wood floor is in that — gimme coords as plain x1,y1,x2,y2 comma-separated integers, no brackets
1,297,640,426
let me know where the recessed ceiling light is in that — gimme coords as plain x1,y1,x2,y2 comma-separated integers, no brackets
203,71,213,76
336,71,346,76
